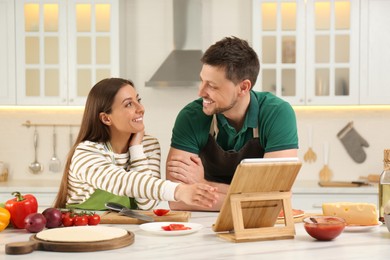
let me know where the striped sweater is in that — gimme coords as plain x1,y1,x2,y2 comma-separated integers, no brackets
67,135,178,210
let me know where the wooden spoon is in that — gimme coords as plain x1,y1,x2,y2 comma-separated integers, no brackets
304,125,317,163
319,142,332,182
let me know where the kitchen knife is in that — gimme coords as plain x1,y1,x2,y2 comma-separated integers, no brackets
105,202,154,222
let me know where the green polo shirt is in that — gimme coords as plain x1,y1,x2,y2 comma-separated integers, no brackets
171,91,298,154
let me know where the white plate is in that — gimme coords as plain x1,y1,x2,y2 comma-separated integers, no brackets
139,222,203,236
344,222,383,232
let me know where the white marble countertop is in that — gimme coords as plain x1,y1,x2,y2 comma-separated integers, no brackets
0,211,389,259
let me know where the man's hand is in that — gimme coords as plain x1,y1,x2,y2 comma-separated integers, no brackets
167,155,205,184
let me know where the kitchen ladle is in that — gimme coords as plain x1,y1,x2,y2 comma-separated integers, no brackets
29,128,43,174
49,126,61,173
69,126,73,149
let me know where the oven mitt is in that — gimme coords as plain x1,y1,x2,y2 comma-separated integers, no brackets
337,122,369,163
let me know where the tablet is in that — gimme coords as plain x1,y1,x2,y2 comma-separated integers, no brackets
212,157,301,233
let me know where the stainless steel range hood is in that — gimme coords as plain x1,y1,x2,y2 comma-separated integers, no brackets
145,0,203,87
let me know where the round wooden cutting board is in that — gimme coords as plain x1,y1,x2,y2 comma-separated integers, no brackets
5,226,134,255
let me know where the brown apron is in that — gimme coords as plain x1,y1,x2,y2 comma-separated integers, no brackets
199,115,264,184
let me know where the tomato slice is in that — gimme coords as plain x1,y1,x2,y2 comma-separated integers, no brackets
153,209,170,216
161,223,192,231
161,225,172,231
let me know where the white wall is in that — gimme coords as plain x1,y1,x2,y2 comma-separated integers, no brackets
1,0,390,185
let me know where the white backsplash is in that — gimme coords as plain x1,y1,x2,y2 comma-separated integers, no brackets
0,106,390,184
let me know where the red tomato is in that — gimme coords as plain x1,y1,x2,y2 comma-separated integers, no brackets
62,213,75,227
153,209,170,216
88,214,100,226
74,215,88,226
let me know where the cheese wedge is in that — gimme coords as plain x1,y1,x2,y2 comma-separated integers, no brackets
322,202,378,225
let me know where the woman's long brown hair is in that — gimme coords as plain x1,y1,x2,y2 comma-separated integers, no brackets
53,78,135,208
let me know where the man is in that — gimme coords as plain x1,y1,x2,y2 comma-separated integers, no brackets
166,36,298,211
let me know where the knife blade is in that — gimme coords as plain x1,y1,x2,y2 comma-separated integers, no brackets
105,202,154,222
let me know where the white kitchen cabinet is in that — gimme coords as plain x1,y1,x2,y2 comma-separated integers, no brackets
0,0,16,105
0,192,56,208
14,0,119,106
291,182,378,211
359,0,390,105
292,192,378,211
0,181,59,208
252,0,359,105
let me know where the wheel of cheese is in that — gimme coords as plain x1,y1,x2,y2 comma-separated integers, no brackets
36,226,128,242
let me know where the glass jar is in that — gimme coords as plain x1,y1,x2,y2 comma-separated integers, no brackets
379,149,390,222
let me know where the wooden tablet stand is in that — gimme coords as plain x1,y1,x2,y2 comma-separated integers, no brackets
212,158,301,243
218,191,295,242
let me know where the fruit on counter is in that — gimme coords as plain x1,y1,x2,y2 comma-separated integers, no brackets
153,209,170,216
24,213,46,233
42,208,63,228
5,192,38,229
61,211,75,227
0,207,10,232
322,202,378,225
74,214,89,226
87,213,101,226
60,209,100,227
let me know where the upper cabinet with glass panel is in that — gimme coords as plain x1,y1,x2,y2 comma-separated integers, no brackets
15,0,118,106
252,0,359,105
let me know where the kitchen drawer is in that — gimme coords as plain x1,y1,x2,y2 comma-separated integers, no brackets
292,193,378,211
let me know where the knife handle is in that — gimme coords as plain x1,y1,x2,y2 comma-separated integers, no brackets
105,202,125,212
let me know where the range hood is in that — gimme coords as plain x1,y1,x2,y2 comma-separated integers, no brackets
145,0,203,87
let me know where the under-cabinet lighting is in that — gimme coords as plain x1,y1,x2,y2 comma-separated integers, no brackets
0,106,84,112
293,105,390,111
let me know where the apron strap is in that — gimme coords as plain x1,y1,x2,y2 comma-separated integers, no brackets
210,115,259,139
209,114,219,140
253,127,259,138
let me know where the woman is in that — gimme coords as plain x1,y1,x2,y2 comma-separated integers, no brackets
54,78,218,211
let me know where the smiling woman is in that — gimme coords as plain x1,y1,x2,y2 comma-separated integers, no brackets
53,78,219,212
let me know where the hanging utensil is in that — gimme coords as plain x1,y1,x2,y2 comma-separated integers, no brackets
304,125,317,163
49,126,61,173
69,126,73,149
319,142,332,182
29,128,43,174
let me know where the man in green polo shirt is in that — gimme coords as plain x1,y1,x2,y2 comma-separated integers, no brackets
166,36,298,211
